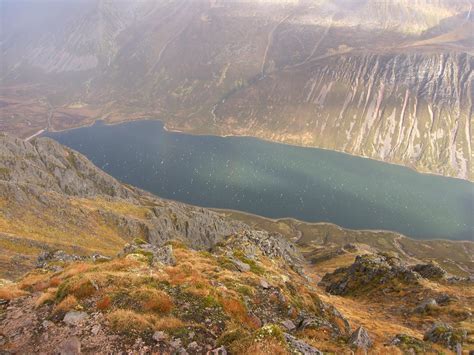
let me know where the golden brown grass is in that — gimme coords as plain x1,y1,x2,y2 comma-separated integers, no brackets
222,297,248,323
35,289,56,307
61,263,94,278
153,316,184,330
67,278,97,299
133,287,173,313
234,338,289,355
18,272,51,291
0,286,27,300
94,258,142,273
108,309,154,334
0,236,42,256
317,292,422,342
0,195,135,272
54,295,78,314
49,276,61,287
164,261,211,288
72,198,151,220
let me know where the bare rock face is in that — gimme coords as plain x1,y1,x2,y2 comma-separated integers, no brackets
216,230,305,270
0,135,134,199
217,52,473,180
145,203,248,250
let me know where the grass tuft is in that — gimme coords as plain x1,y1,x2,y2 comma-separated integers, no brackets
108,309,155,334
54,295,78,314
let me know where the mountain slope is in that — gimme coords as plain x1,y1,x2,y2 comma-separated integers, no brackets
1,0,472,179
0,134,473,353
0,133,249,279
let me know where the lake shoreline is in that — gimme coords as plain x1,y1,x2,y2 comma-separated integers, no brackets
39,117,472,184
42,119,473,241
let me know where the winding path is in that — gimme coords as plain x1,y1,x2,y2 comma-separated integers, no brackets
260,13,292,77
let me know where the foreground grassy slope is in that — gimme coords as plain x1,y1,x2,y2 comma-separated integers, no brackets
2,237,473,354
1,238,353,354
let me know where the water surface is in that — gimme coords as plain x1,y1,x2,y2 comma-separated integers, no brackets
44,120,474,240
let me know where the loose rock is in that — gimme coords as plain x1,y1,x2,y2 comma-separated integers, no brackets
284,333,322,354
260,279,270,289
348,326,373,349
281,319,296,331
153,331,168,342
63,311,87,326
414,298,438,313
58,337,81,355
232,259,250,272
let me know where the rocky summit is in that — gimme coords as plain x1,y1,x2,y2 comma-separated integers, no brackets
0,135,473,354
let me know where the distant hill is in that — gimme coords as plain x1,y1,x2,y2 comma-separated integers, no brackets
1,0,472,180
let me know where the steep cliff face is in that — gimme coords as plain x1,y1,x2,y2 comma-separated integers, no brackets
0,134,134,199
215,52,473,179
0,0,472,179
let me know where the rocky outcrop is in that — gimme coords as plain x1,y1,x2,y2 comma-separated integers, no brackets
120,241,176,266
36,250,85,268
0,134,255,277
414,298,438,313
98,202,249,252
390,334,426,353
319,253,420,295
215,230,304,270
411,262,447,280
0,222,352,354
423,323,467,350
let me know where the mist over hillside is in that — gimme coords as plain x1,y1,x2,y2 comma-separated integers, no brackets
1,0,472,179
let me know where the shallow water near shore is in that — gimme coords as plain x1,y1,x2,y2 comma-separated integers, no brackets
43,119,474,241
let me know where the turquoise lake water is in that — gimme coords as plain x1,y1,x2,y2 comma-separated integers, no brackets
43,120,474,241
